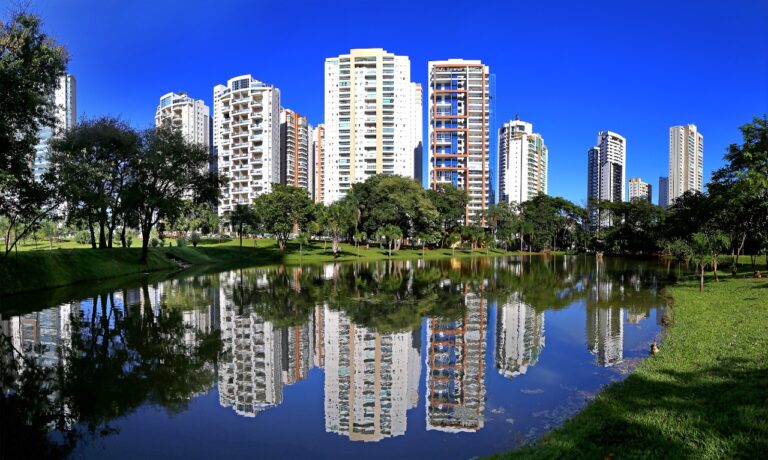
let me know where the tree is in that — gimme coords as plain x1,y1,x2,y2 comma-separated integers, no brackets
41,220,58,249
462,224,484,253
128,126,221,263
353,231,367,258
689,230,731,291
376,224,402,258
0,13,68,259
348,175,439,246
709,115,768,272
447,232,461,256
49,117,140,249
487,201,520,250
225,204,255,248
297,231,310,258
415,230,439,258
426,184,469,246
325,201,354,256
255,184,314,251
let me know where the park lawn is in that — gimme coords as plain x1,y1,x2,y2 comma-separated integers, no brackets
495,275,768,459
1,239,531,296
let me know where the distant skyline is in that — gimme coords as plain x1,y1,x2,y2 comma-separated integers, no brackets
29,0,768,204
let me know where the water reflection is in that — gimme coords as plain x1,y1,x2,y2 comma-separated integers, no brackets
0,255,672,458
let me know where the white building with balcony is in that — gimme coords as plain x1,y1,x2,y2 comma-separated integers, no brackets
213,75,280,215
155,92,210,150
498,117,548,205
323,49,422,204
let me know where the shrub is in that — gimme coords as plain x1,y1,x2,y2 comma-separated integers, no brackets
75,230,90,245
176,236,188,247
124,230,134,248
190,232,201,247
150,237,162,248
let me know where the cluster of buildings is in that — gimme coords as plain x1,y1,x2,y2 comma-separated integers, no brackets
33,50,704,227
586,124,704,210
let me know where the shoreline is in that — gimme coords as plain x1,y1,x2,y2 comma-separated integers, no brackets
0,241,567,297
494,274,768,459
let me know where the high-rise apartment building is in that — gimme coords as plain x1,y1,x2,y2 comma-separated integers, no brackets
213,75,280,215
280,108,313,195
658,176,669,208
668,124,703,204
628,177,652,202
323,307,419,442
426,290,487,432
428,60,492,224
323,49,422,204
495,295,545,379
34,74,76,181
313,124,325,203
498,117,547,205
155,92,210,150
587,131,626,230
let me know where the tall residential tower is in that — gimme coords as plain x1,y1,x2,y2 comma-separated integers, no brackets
668,124,703,204
279,108,313,196
155,92,210,150
34,74,76,181
498,117,547,205
213,75,280,215
323,49,422,204
628,177,652,202
428,59,492,224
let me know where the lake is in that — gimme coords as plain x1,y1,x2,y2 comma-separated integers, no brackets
0,255,673,459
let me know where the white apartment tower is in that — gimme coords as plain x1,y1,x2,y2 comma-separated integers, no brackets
213,75,281,215
323,49,422,204
428,60,492,224
34,74,76,181
668,124,703,204
313,124,325,203
587,131,626,203
498,117,548,205
628,177,652,202
155,92,210,150
280,108,313,196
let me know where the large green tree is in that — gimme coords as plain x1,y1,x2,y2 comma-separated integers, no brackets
348,175,439,246
426,184,469,246
0,13,68,258
49,117,140,248
254,184,314,250
128,126,221,262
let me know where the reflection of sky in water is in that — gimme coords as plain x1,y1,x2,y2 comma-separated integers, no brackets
1,256,669,460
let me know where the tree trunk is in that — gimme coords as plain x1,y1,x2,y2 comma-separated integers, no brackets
713,258,720,282
121,223,127,248
699,263,705,292
87,214,97,249
99,220,107,249
239,223,243,248
140,224,151,263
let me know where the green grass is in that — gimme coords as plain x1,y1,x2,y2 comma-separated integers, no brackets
1,238,537,296
495,275,768,459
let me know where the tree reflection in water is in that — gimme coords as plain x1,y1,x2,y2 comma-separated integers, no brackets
0,255,670,456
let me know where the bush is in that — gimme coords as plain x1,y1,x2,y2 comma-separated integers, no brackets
190,232,201,247
150,237,162,248
176,236,188,247
123,229,135,248
75,230,90,245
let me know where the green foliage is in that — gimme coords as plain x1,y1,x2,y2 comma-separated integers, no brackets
254,184,314,250
176,236,188,247
347,175,440,243
0,13,69,258
190,231,201,247
224,204,256,248
426,184,469,244
74,230,90,245
150,237,162,248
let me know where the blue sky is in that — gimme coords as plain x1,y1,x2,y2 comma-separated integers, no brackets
30,0,768,205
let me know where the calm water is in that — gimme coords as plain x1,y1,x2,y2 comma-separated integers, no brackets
0,256,672,459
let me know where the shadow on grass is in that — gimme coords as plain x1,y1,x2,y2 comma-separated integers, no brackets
504,357,768,459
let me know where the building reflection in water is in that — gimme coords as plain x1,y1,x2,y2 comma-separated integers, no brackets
585,258,623,367
495,294,545,379
323,305,421,442
425,285,487,432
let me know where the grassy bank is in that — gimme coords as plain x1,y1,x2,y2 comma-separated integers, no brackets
1,239,534,296
496,276,768,459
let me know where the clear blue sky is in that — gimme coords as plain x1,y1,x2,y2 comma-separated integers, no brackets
30,0,768,205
